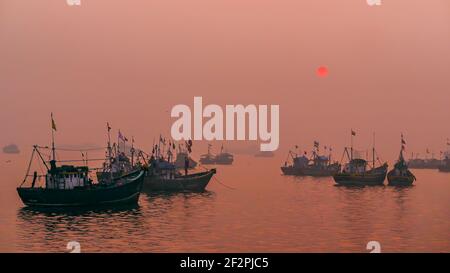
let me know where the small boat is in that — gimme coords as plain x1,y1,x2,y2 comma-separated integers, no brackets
407,157,442,169
387,136,416,186
438,156,450,172
281,150,309,175
333,131,388,185
199,144,234,165
17,162,145,207
281,143,340,177
143,168,216,192
144,140,216,192
17,118,144,207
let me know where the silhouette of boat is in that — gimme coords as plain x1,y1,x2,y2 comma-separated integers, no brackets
143,138,216,192
199,144,234,165
387,135,416,186
333,131,387,185
281,143,340,177
281,150,309,175
407,158,441,169
143,168,216,192
17,118,144,207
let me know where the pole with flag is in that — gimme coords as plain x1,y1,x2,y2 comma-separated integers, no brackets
107,122,112,163
51,113,57,161
350,129,356,160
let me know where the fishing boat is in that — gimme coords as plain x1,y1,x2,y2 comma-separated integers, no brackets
387,135,416,186
281,150,309,175
215,144,234,164
199,144,234,165
407,157,441,169
143,167,216,192
281,143,340,176
333,131,388,186
143,137,216,192
17,117,144,207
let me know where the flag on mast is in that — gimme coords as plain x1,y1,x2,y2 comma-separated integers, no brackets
351,130,356,136
51,113,57,131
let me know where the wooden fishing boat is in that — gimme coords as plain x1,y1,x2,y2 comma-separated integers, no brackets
199,144,234,165
17,164,145,207
143,168,216,192
281,143,340,177
280,150,308,175
16,118,144,207
387,136,416,186
333,131,388,186
334,161,387,185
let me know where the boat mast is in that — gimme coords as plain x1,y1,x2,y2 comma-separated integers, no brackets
131,136,134,167
107,122,113,181
107,122,112,163
372,132,376,169
51,113,56,162
350,129,354,161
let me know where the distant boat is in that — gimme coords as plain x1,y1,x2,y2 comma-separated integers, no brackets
387,136,416,186
17,117,144,207
333,131,388,186
215,144,234,165
143,138,216,192
199,144,234,165
438,156,450,172
281,150,309,175
407,158,441,169
143,168,216,192
281,143,340,177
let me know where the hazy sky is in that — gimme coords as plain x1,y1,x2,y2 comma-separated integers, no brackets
1,0,449,161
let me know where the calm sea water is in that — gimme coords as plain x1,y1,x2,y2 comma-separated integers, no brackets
0,153,449,252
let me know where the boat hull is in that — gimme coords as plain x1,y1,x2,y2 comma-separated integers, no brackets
143,169,216,192
387,170,415,186
281,165,339,177
281,166,301,175
438,166,450,172
17,171,145,207
333,173,386,185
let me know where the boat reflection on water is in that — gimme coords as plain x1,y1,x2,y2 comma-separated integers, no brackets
16,191,217,252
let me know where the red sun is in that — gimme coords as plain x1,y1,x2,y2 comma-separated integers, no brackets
316,66,329,77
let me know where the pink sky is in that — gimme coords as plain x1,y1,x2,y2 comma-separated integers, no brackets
1,0,449,161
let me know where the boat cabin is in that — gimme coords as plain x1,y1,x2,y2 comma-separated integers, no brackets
46,163,90,190
343,159,367,174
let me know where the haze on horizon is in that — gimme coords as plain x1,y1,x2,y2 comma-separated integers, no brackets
1,0,449,162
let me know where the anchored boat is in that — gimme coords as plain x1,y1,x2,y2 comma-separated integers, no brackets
387,135,416,186
281,143,340,177
281,150,309,175
199,144,234,165
333,131,388,186
17,117,144,207
143,137,216,192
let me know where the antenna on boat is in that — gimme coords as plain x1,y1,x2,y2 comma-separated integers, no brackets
51,113,57,162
